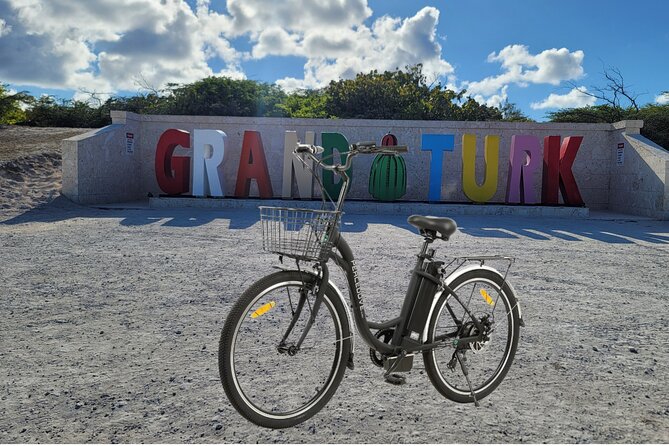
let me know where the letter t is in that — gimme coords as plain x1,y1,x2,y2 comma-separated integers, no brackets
421,134,455,201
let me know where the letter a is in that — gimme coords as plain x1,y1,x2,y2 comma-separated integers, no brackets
235,131,274,198
461,134,499,203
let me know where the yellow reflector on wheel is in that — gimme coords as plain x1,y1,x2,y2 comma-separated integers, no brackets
480,289,494,306
251,301,276,319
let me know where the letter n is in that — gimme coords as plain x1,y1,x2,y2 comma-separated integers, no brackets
282,131,314,199
155,129,191,195
542,136,584,206
462,134,499,203
234,131,274,198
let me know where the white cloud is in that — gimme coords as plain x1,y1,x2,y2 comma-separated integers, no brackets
0,0,244,95
275,6,454,91
530,87,597,110
251,27,301,59
656,92,669,105
463,44,585,105
0,17,11,36
0,0,455,97
474,86,508,108
225,0,372,37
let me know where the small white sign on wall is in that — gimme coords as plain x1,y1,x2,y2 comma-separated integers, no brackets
126,132,135,155
616,142,624,166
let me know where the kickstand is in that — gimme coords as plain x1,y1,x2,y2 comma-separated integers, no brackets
383,351,407,385
456,351,479,407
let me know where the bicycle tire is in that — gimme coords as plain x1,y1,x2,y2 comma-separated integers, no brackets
219,270,351,428
423,268,520,403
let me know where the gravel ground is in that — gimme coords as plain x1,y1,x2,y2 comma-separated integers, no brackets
1,199,668,443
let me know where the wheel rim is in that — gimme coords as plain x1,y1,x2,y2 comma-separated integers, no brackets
229,281,343,419
430,277,514,396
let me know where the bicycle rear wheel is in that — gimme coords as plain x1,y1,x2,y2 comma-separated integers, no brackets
423,268,520,403
219,270,351,428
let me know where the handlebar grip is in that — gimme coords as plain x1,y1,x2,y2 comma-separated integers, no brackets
295,144,324,155
379,145,408,154
356,141,377,148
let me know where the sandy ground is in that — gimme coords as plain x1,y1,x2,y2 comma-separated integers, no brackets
0,125,89,215
0,125,668,443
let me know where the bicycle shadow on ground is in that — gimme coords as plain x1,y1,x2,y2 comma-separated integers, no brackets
2,197,668,245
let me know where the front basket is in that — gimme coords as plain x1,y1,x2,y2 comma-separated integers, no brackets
259,206,341,262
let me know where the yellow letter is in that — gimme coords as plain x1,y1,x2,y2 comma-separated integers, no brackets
462,134,499,203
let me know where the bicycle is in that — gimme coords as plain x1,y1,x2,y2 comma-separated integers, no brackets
218,141,525,428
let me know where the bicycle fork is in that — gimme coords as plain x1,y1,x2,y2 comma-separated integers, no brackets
277,265,329,354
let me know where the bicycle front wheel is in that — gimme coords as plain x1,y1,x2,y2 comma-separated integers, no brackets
424,268,520,403
219,270,351,428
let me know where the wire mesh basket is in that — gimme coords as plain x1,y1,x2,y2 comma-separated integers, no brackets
259,206,341,262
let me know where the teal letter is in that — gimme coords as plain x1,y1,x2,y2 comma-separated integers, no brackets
321,133,351,200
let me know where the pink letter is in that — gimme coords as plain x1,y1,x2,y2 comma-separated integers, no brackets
506,135,542,204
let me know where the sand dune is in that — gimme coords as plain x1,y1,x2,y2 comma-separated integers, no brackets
0,125,89,217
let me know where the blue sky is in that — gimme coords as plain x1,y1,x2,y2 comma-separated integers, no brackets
1,0,668,120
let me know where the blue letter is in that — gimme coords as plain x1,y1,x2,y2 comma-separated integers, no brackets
421,134,454,201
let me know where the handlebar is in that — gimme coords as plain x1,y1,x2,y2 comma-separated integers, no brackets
294,141,409,212
295,141,407,159
295,141,407,173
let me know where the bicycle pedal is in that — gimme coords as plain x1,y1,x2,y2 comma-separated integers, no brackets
384,373,407,385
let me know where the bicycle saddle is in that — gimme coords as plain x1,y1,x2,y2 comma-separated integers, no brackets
407,215,457,240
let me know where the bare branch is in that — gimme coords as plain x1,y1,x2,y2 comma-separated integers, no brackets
77,88,114,107
566,65,641,112
133,73,161,96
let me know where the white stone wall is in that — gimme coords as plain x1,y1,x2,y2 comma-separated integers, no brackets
609,128,669,219
62,116,141,204
61,112,669,218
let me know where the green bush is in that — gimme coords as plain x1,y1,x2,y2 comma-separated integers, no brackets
0,84,32,125
548,104,669,150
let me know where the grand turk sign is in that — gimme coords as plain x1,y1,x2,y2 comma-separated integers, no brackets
155,128,585,206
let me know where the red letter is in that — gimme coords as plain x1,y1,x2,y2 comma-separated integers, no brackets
234,131,274,198
155,129,191,195
542,136,561,205
542,136,584,206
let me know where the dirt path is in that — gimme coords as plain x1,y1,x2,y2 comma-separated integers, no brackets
1,204,667,443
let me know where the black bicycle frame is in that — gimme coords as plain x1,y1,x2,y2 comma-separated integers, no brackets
287,143,487,357
321,228,466,356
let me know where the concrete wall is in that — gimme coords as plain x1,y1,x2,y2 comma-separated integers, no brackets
609,123,669,219
62,115,141,204
61,111,669,218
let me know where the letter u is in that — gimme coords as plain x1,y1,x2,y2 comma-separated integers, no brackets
461,134,499,203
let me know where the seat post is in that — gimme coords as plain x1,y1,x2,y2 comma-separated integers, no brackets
418,236,433,258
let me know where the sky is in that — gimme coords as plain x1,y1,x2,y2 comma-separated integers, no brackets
1,0,668,121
